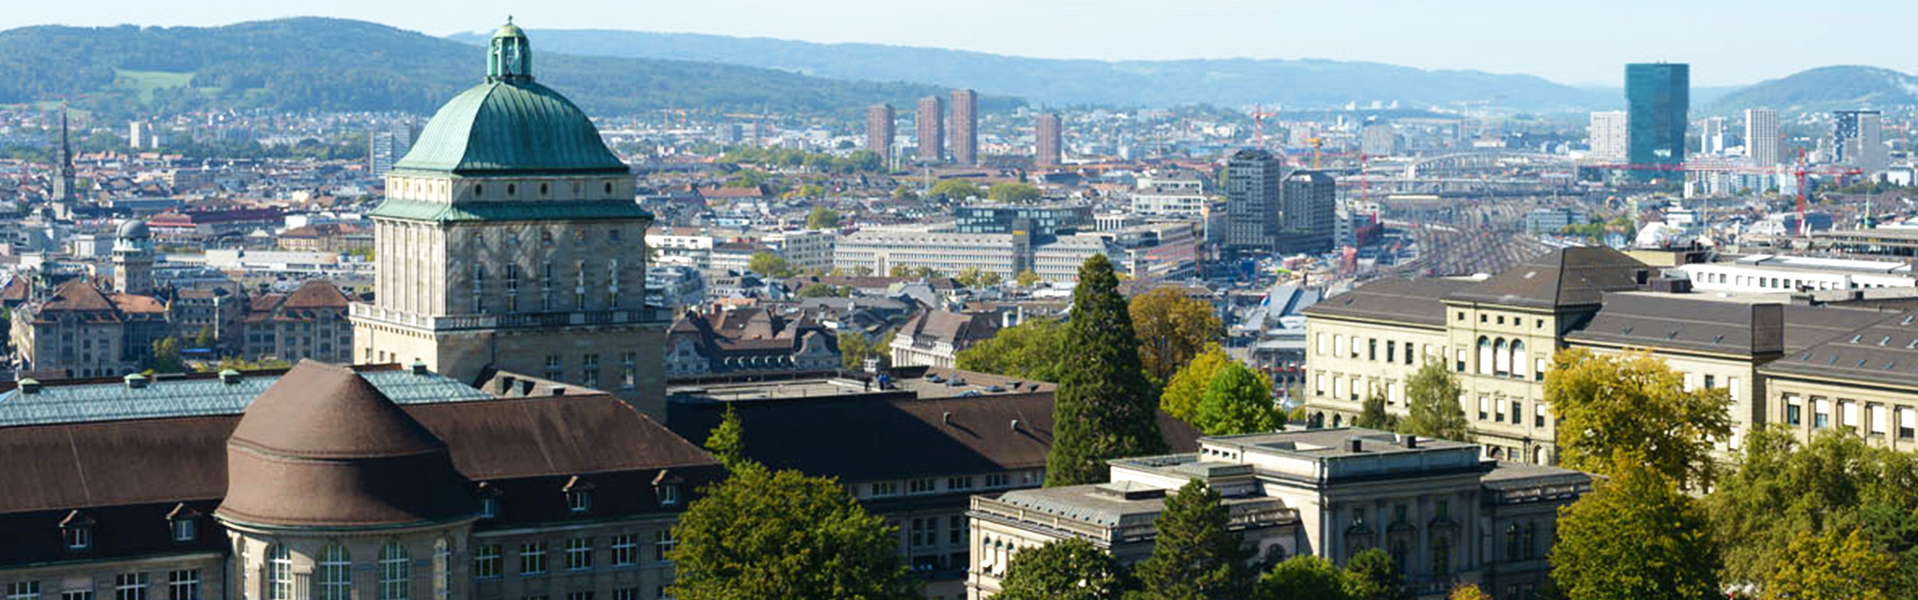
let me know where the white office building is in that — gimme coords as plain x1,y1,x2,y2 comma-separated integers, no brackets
1746,108,1781,166
1588,111,1628,160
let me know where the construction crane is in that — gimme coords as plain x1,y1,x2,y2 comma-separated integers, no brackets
1306,137,1326,169
1249,105,1279,150
1593,157,1864,238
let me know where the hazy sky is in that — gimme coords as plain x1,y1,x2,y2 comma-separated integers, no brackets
13,0,1901,86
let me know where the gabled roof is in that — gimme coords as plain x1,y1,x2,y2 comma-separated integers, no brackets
1566,293,1782,356
1302,278,1479,326
282,280,350,310
898,310,1001,348
42,279,116,313
1763,309,1918,388
1444,247,1648,309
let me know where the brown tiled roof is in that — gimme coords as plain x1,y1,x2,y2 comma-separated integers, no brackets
282,279,350,309
1303,278,1479,327
1445,247,1648,309
899,310,1001,348
219,361,472,528
0,277,28,302
42,279,117,312
109,293,167,314
665,392,1200,483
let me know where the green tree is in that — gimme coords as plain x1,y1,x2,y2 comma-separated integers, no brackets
1343,548,1408,600
1133,479,1254,600
956,318,1067,382
798,283,848,298
1398,361,1470,442
852,265,875,276
1354,394,1398,430
704,405,747,471
786,183,827,199
1255,555,1350,600
956,267,1006,289
1047,254,1165,486
1763,529,1899,600
1016,270,1043,287
670,465,919,600
149,336,187,373
891,185,917,201
747,252,796,278
195,357,293,372
838,330,892,370
1446,584,1491,600
1160,346,1229,424
928,179,984,200
1545,348,1732,489
1550,458,1721,600
1706,427,1918,585
988,182,1043,203
1129,287,1223,383
806,206,841,229
1194,361,1279,436
191,326,216,348
995,538,1134,600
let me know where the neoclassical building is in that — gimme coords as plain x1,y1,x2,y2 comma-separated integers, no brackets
0,361,721,600
351,22,667,412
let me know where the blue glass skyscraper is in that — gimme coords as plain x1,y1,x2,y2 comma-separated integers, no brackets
1626,63,1689,175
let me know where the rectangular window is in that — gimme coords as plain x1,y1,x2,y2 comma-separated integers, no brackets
60,592,88,600
165,571,197,600
908,478,936,494
1901,407,1917,440
659,484,680,507
1368,338,1377,361
1535,403,1546,428
565,593,592,600
474,545,501,579
1511,401,1523,426
1704,375,1716,389
8,582,40,600
621,352,637,389
565,537,593,570
947,476,974,491
870,481,898,497
1316,333,1327,356
610,534,638,567
950,515,967,545
1478,396,1489,420
910,517,937,548
582,354,600,389
1842,401,1859,430
544,355,563,380
653,530,676,563
1729,377,1740,401
520,543,547,575
612,590,638,600
984,473,1009,488
114,574,146,600
1814,397,1831,429
1316,374,1326,396
1335,335,1346,358
1386,340,1396,363
1870,404,1888,436
170,519,195,542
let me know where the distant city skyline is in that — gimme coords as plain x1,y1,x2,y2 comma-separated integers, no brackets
12,0,1913,87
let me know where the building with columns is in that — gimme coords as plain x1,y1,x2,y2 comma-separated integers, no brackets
350,22,669,413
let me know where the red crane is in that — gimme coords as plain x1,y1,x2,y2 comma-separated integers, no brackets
1249,105,1279,151
1595,158,1864,237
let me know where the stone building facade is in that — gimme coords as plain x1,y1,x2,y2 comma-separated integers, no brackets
350,23,667,414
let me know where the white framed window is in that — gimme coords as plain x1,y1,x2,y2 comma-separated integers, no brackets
659,484,680,507
565,538,593,571
1901,407,1916,439
8,582,40,600
60,591,88,600
170,518,195,542
1316,333,1327,356
268,545,293,600
1843,401,1860,429
113,574,146,600
319,545,352,600
165,571,198,600
473,545,501,579
1871,404,1888,436
567,489,592,513
908,479,935,494
610,534,638,567
519,543,547,575
379,542,410,600
653,530,676,563
433,539,451,600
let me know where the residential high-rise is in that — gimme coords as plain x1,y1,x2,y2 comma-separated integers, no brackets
1834,110,1887,174
866,103,895,162
1034,112,1062,167
1626,63,1688,173
351,21,667,412
1701,116,1728,155
1277,170,1336,254
949,89,978,165
127,121,147,150
366,125,411,178
1224,149,1284,254
916,96,945,163
51,107,75,203
1588,111,1628,160
1359,123,1399,157
1745,108,1780,166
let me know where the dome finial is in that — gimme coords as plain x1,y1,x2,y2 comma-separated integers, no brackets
487,19,532,83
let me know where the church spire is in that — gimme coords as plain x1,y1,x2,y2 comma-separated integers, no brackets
486,18,533,84
52,105,75,203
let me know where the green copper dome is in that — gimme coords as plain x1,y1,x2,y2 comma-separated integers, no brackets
391,22,627,176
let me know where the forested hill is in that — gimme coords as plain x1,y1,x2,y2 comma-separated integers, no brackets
0,18,991,119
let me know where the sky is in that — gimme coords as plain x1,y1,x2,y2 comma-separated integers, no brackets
12,0,1907,87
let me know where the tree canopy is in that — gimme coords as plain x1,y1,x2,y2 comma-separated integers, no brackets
703,405,747,471
1193,361,1279,436
149,336,187,373
1132,479,1255,600
1763,528,1900,600
995,538,1134,600
1354,393,1398,431
1129,287,1223,383
670,465,920,600
955,318,1067,383
928,179,984,200
1342,548,1408,600
1399,361,1471,442
1255,555,1349,600
1015,270,1043,287
1160,346,1230,425
1545,348,1732,489
988,182,1044,203
747,252,797,278
956,267,1003,289
1047,254,1165,486
806,206,842,229
1551,457,1721,600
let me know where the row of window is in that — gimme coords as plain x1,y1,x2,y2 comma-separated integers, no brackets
468,261,625,314
6,571,200,600
906,515,969,549
511,588,668,600
1785,395,1918,439
1476,397,1548,429
61,516,195,552
864,472,1020,498
536,353,642,391
471,532,676,579
260,542,428,600
1313,333,1427,367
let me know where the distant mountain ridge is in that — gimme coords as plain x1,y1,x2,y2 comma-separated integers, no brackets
448,29,1618,111
1708,66,1918,113
0,18,984,119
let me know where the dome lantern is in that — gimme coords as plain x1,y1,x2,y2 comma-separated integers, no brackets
487,17,532,84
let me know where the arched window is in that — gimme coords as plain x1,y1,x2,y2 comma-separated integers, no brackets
379,542,411,600
319,544,352,600
268,544,293,600
1478,337,1493,375
1511,341,1528,379
1494,338,1510,375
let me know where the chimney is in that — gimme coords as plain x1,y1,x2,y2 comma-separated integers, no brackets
409,359,429,375
19,378,40,394
1402,435,1418,449
218,369,241,385
1347,438,1363,452
123,373,148,390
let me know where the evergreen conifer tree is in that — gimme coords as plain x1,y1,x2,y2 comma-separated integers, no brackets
1134,479,1255,600
1046,254,1165,486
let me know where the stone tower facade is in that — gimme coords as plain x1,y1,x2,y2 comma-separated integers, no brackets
112,219,154,295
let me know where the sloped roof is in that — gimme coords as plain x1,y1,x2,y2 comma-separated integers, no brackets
1763,309,1918,388
282,280,350,310
1444,247,1648,309
42,279,116,312
899,310,1001,348
227,361,446,460
1566,293,1782,356
394,81,628,176
1303,278,1479,326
